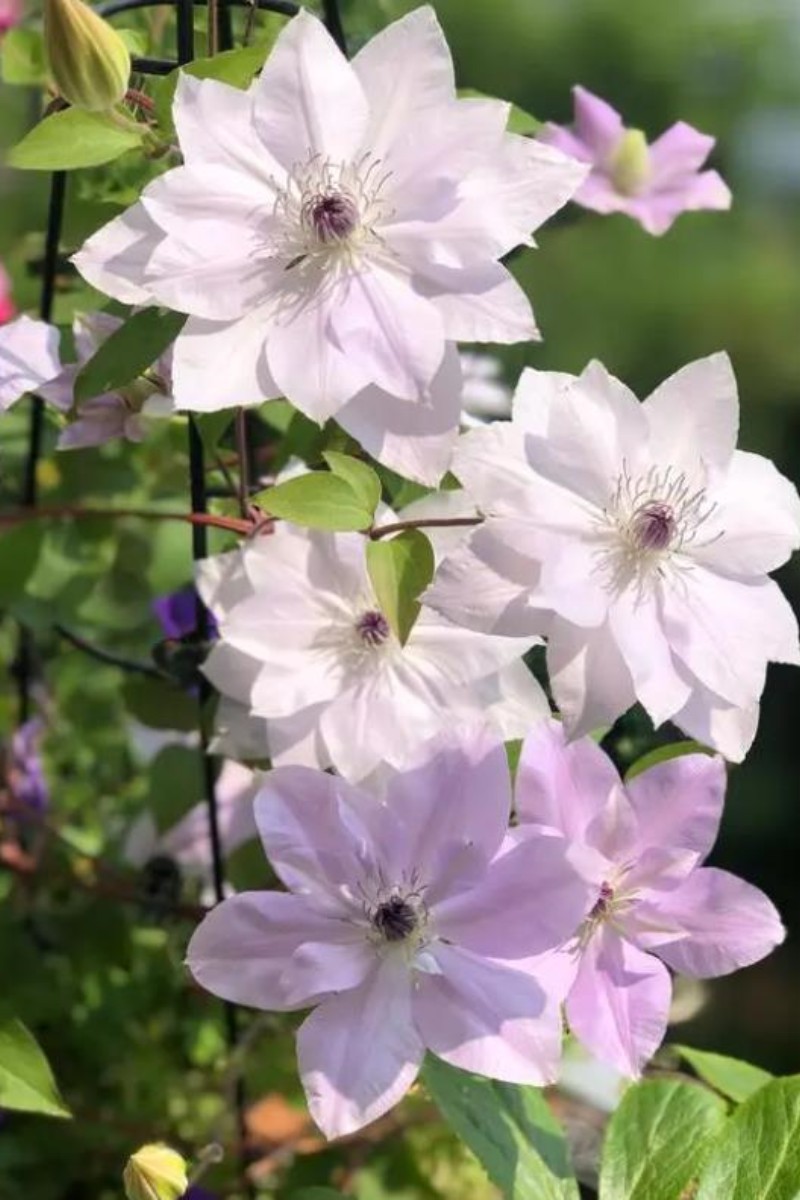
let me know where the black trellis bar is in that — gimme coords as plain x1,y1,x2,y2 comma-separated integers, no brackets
322,0,347,53
98,0,299,17
131,55,177,74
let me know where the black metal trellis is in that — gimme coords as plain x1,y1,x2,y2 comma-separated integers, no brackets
13,0,347,1187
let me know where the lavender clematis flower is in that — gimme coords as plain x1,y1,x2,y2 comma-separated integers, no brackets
0,316,61,413
39,312,175,449
515,721,784,1077
186,733,591,1138
7,720,49,813
425,355,800,761
73,6,586,483
540,86,731,235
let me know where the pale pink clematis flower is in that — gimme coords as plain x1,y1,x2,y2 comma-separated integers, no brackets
72,6,586,482
0,263,16,323
186,734,591,1137
124,760,259,884
539,86,731,236
40,312,175,449
0,316,61,413
197,515,548,782
515,721,784,1076
425,355,800,761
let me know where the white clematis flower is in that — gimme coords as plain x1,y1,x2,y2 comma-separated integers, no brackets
72,6,585,483
425,354,800,761
0,316,61,413
197,512,548,782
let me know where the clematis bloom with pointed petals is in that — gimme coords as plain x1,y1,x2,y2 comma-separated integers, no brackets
0,316,62,413
40,312,175,449
72,6,586,482
515,721,784,1076
197,515,548,782
540,86,731,236
186,734,591,1138
425,354,800,761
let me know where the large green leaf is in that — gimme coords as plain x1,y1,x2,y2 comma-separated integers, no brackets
7,108,145,171
366,529,434,645
423,1057,579,1199
74,308,186,404
256,473,374,531
675,1045,773,1104
0,1020,71,1119
599,1078,727,1200
322,450,381,516
696,1076,800,1199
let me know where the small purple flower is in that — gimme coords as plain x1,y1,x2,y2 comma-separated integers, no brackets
8,720,49,813
516,721,784,1077
187,732,591,1138
540,86,731,235
153,587,218,641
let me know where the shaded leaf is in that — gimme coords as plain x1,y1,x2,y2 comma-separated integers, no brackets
599,1078,727,1200
7,108,144,171
256,473,373,531
423,1057,579,1199
323,450,381,516
0,1020,71,1119
696,1076,800,1199
0,524,45,605
366,529,434,645
151,39,278,134
675,1045,772,1104
74,308,185,404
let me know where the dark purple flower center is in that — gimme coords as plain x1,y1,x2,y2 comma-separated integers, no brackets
590,881,615,921
373,895,418,942
310,191,359,243
632,501,675,552
356,609,390,647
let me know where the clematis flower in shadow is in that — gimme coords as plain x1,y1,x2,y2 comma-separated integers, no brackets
425,354,800,761
73,6,586,483
515,721,784,1076
40,312,174,449
0,316,61,413
539,86,731,235
186,733,591,1138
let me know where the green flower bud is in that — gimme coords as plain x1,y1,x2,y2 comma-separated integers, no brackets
44,0,130,112
123,1143,188,1200
609,129,651,196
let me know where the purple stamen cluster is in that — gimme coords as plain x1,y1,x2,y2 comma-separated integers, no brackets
356,609,390,647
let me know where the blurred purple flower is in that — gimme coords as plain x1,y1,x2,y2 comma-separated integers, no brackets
8,719,49,813
153,587,218,641
540,86,731,235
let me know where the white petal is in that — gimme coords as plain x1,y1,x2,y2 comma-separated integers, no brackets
173,72,280,180
643,352,739,474
0,317,61,411
72,203,163,306
695,450,800,576
422,261,538,344
547,619,636,739
172,311,281,411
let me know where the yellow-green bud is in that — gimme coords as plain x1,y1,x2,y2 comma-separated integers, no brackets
609,129,651,196
123,1143,189,1200
44,0,131,112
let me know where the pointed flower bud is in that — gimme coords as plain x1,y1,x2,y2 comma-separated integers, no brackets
608,128,651,196
44,0,130,112
123,1144,189,1200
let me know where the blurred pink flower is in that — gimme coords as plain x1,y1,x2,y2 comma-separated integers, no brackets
187,733,590,1138
425,355,800,761
540,86,731,235
516,721,784,1076
0,264,16,323
0,0,21,35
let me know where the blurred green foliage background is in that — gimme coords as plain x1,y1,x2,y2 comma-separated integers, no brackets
1,0,799,1195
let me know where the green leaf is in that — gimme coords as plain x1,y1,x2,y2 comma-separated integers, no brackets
122,676,199,732
1,28,46,86
457,88,541,135
599,1078,727,1200
624,739,712,782
152,40,277,134
366,529,434,645
290,1191,344,1200
7,109,145,171
0,1020,71,1119
675,1045,773,1104
695,1077,800,1199
0,524,45,605
423,1057,579,1199
256,473,373,531
74,308,186,404
194,409,235,456
323,451,381,516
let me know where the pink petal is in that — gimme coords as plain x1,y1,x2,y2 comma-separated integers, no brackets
647,121,716,186
434,829,590,959
623,753,726,866
547,618,636,740
572,86,625,159
608,588,691,727
516,719,622,844
186,891,361,1010
414,943,564,1085
566,928,671,1077
252,9,368,170
297,956,424,1138
638,867,785,978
